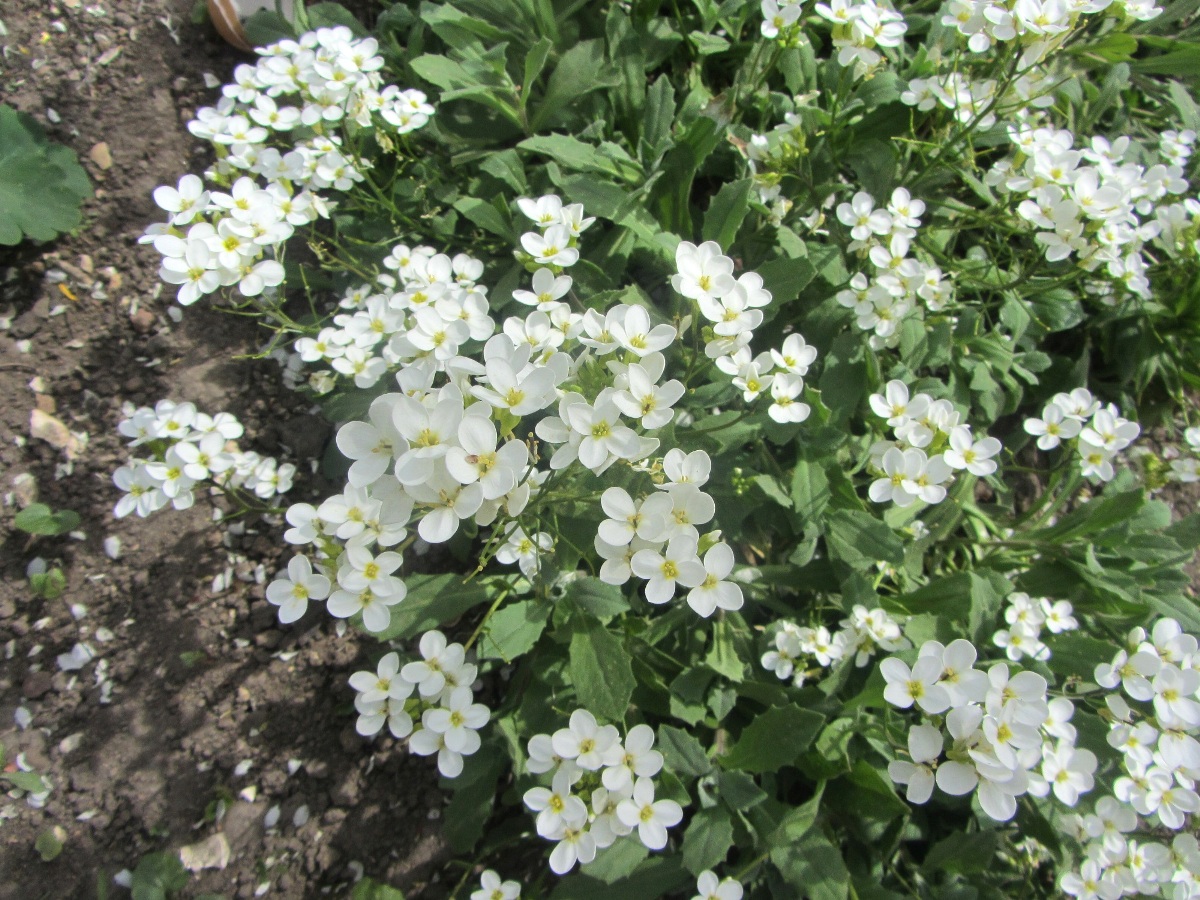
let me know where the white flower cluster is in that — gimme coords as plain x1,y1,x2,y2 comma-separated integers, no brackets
1168,427,1200,484
1023,387,1140,483
348,631,489,778
269,197,753,629
942,0,1160,62
142,26,434,307
673,240,818,425
762,605,911,685
900,67,1058,129
1057,618,1200,897
595,452,744,617
113,400,293,518
866,379,1001,507
760,0,907,80
989,127,1191,303
522,711,680,874
992,591,1077,662
834,190,954,348
290,244,493,393
884,638,1093,820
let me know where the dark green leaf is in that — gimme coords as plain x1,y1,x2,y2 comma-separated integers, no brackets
570,618,636,721
443,750,505,852
0,104,91,245
824,510,904,570
681,806,735,875
771,831,849,900
702,178,753,249
716,770,767,811
566,577,630,618
721,705,825,773
582,840,649,883
704,619,746,682
373,574,492,641
658,725,713,778
13,503,80,536
922,830,1000,875
478,600,551,662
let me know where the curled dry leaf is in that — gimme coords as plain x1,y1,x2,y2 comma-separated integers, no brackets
179,832,231,872
29,409,83,459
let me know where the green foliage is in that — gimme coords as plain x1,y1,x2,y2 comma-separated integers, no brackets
14,503,81,536
130,852,188,900
0,104,91,245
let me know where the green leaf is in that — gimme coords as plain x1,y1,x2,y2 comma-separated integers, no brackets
771,782,825,843
753,474,792,510
13,503,80,536
1045,634,1115,680
824,510,904,570
518,134,642,182
351,878,406,900
757,255,817,304
305,2,367,34
582,840,649,883
478,600,550,662
701,178,753,249
921,830,1000,875
721,705,825,773
566,577,630,618
790,458,831,523
641,75,676,164
716,770,767,811
771,831,849,900
658,725,713,778
373,574,492,641
681,806,735,875
966,573,1003,644
533,40,621,131
239,9,297,46
550,856,688,900
443,749,504,852
5,771,47,793
453,196,511,239
35,825,65,862
569,618,636,721
479,149,527,193
704,619,745,682
130,852,189,900
0,104,91,245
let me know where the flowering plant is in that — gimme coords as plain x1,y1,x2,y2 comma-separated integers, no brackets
122,0,1200,896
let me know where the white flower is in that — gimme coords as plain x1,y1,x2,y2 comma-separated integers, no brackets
888,724,943,803
1041,741,1096,807
880,655,951,713
525,768,588,839
616,777,683,850
551,710,622,772
672,240,736,303
402,631,468,698
631,534,707,604
692,870,743,900
521,225,579,267
471,870,520,900
686,543,744,617
942,426,1002,476
602,724,663,793
422,685,489,754
598,488,672,547
266,555,331,624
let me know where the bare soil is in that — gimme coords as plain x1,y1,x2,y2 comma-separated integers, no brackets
0,2,446,897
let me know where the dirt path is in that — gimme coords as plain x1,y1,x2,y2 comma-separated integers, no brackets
0,2,444,897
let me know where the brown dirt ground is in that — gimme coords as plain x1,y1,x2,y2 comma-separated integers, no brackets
0,2,448,897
